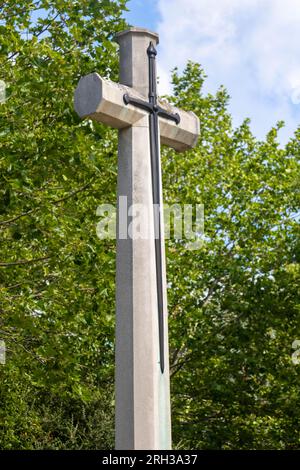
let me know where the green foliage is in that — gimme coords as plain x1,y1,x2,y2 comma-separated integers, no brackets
165,63,300,449
0,2,299,450
0,0,126,449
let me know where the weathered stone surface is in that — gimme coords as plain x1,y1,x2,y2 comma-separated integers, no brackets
159,105,200,152
116,27,159,98
116,115,167,449
74,73,199,152
74,73,146,128
115,27,171,451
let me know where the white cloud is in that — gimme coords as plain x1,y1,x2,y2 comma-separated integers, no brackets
156,0,300,143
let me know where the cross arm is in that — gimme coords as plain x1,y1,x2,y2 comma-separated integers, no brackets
74,73,145,129
74,72,200,152
159,103,199,152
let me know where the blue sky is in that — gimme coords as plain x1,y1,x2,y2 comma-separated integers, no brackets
124,0,160,31
124,0,300,144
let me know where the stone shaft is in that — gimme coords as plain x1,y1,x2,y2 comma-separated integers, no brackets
115,28,171,450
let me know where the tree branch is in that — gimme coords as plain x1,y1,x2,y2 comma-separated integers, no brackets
0,256,51,267
0,180,93,227
52,181,93,205
0,208,35,226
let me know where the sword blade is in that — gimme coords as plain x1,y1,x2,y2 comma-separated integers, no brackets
149,110,165,374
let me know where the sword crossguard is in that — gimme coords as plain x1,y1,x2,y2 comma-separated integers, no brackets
156,107,180,125
123,94,180,125
123,93,131,105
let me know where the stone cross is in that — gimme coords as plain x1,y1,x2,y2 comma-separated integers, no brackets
74,27,199,450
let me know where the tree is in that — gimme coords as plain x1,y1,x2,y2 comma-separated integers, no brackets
0,0,127,449
165,63,300,449
0,1,299,450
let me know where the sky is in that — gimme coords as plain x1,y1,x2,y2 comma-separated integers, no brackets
124,0,300,144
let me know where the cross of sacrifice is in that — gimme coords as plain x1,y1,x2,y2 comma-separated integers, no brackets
74,27,200,450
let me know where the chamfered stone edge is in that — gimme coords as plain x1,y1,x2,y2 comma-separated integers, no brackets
115,27,159,45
